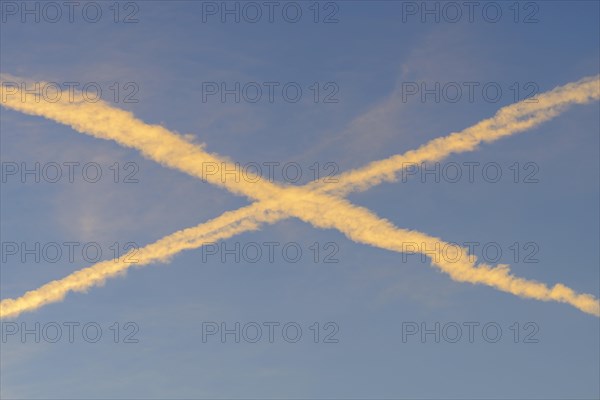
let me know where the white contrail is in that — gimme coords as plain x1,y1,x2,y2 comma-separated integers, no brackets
1,75,598,318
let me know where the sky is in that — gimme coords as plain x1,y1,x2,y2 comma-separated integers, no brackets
0,1,599,399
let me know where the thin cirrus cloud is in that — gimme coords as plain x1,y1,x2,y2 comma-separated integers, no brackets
0,73,599,319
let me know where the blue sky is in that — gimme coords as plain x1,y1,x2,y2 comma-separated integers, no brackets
1,1,599,398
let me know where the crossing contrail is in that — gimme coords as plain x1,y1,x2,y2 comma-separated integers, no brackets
1,74,598,318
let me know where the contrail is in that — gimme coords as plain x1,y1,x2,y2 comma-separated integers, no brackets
3,195,598,318
0,203,279,319
311,75,600,196
0,73,283,201
3,74,597,198
1,75,598,318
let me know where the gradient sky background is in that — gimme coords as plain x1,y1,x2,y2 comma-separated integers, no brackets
1,1,599,398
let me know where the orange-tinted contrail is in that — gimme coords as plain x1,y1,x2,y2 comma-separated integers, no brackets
1,74,598,318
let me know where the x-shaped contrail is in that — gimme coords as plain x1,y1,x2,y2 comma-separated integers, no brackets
1,74,599,318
